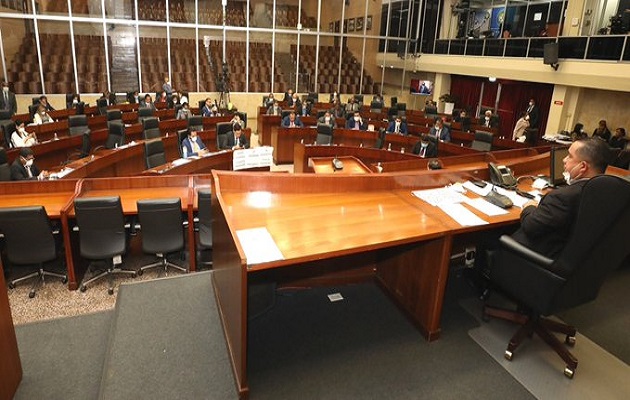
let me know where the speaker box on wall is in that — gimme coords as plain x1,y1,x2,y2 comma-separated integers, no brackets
543,42,559,65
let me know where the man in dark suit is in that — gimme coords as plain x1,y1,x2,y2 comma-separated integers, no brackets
10,148,48,180
412,134,438,158
0,82,17,116
429,118,451,142
386,116,408,135
317,110,337,128
511,138,609,258
345,111,368,131
281,112,304,128
39,95,55,112
224,123,250,150
525,98,539,127
283,89,294,104
181,130,208,157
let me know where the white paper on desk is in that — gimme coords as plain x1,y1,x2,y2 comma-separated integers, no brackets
465,198,509,216
438,203,489,226
171,158,191,166
462,180,492,196
236,227,284,266
494,187,530,208
412,187,468,206
55,168,74,178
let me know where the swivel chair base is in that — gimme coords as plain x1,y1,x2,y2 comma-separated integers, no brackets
137,254,187,277
9,268,68,298
483,304,578,379
79,261,137,295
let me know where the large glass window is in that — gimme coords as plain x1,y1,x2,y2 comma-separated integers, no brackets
169,27,197,94
74,21,107,94
198,27,222,92
139,26,168,94
1,18,40,94
248,32,274,93
70,0,103,18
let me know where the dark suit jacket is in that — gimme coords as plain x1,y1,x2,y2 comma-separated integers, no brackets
181,137,207,157
412,141,437,158
225,132,250,150
345,118,368,131
317,116,337,128
526,104,539,127
10,159,40,180
0,91,17,115
281,116,304,128
429,126,451,142
511,179,588,258
387,121,408,135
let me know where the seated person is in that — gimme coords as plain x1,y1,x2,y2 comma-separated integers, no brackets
386,116,408,135
11,120,38,147
512,112,530,141
570,123,587,141
317,110,337,128
427,159,443,170
346,111,368,131
162,76,172,95
609,127,627,150
291,94,303,115
179,91,189,105
225,123,249,150
412,134,437,158
201,98,216,117
329,91,339,103
181,130,208,158
176,102,193,120
266,100,282,116
156,91,168,104
592,119,612,142
67,93,80,109
33,104,52,125
140,94,156,110
101,90,116,105
301,100,313,117
264,93,275,107
281,111,304,128
230,113,245,128
510,138,610,258
127,91,139,104
39,95,55,112
480,110,499,129
10,147,48,180
429,118,451,142
453,110,467,123
283,89,294,104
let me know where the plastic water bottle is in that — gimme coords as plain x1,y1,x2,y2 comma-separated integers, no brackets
53,132,58,140
401,147,405,153
387,143,392,151
183,146,188,158
115,142,118,149
376,162,383,173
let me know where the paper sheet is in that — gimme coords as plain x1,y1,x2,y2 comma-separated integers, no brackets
438,203,489,226
462,180,492,196
235,227,284,266
412,187,468,206
465,198,509,216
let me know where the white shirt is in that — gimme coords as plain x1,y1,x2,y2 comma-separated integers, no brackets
11,130,36,147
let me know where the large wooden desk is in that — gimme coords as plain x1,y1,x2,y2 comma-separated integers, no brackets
209,162,549,398
0,260,22,400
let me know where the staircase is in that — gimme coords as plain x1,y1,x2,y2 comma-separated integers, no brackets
97,272,236,399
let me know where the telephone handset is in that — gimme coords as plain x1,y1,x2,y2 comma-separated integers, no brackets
332,157,344,170
488,162,517,188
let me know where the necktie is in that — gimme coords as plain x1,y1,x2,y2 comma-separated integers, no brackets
236,137,240,147
192,140,200,153
4,92,7,107
421,147,426,158
26,165,33,178
436,129,441,139
527,106,533,113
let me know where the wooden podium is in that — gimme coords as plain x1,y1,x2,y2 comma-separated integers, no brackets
0,262,22,400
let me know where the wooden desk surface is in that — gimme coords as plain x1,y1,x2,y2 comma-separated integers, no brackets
309,156,371,174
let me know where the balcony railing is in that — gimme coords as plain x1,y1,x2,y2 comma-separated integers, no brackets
427,35,630,62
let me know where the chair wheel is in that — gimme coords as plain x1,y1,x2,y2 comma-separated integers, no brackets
565,335,576,346
136,269,143,276
108,288,114,295
80,285,87,292
564,367,575,379
504,350,513,361
62,277,68,284
8,282,15,289
29,291,36,299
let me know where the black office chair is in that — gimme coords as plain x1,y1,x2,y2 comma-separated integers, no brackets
105,121,125,149
66,131,92,163
197,100,205,114
196,188,213,268
75,101,85,115
0,147,10,180
96,98,108,115
0,206,67,298
106,109,122,127
136,198,187,276
142,116,161,140
483,175,630,378
144,139,166,169
28,104,38,121
316,110,326,119
188,115,203,131
370,100,383,113
216,122,232,150
1,121,16,148
390,96,398,108
0,109,12,121
316,123,333,145
74,196,136,295
176,129,188,157
471,130,494,151
137,106,155,124
68,115,90,137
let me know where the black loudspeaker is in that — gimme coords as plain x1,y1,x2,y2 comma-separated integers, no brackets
543,42,559,65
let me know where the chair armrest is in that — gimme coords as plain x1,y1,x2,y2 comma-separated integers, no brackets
499,235,554,268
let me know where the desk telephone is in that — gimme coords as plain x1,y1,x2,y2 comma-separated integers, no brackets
489,162,517,188
332,157,344,170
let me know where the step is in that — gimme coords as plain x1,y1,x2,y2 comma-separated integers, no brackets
98,271,237,400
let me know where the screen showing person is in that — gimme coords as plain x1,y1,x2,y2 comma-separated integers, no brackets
410,79,433,95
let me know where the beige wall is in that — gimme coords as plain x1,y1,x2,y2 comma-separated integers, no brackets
573,89,630,135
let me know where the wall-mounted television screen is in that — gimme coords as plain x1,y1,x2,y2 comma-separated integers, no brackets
410,79,433,95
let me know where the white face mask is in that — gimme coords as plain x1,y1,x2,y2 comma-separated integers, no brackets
563,162,582,185
24,158,33,167
73,99,78,104
191,136,198,142
354,116,360,122
529,102,534,106
2,86,8,92
485,116,490,121
421,142,428,148
324,117,330,123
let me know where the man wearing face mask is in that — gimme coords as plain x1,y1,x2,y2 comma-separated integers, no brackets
266,100,282,116
281,111,304,128
429,118,451,142
11,148,48,180
386,116,408,135
317,110,337,128
181,130,208,158
346,111,367,131
176,102,193,119
412,134,437,158
525,98,539,127
0,82,17,115
510,138,610,258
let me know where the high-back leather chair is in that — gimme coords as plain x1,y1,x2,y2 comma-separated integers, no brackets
316,123,333,145
74,196,136,295
188,115,203,131
142,116,161,140
136,198,187,276
176,129,188,157
68,114,90,137
1,121,16,148
0,109,12,121
216,122,232,150
137,106,155,124
0,206,67,298
144,138,166,169
0,147,10,180
106,109,122,127
196,188,213,268
97,98,108,115
483,175,630,378
471,130,494,151
105,121,125,149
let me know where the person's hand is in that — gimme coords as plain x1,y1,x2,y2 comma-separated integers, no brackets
523,199,539,208
198,148,209,155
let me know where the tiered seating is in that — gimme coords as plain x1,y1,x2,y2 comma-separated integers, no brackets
198,0,246,26
291,44,380,94
169,0,188,23
138,0,166,20
255,3,317,29
0,0,25,12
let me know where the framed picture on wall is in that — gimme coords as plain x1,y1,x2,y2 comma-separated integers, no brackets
356,17,364,31
329,22,334,32
366,15,372,31
348,18,355,32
